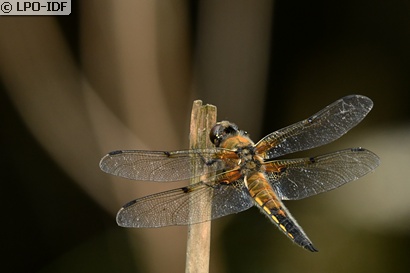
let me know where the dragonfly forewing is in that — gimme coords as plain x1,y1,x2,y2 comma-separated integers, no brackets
255,95,374,159
99,148,238,182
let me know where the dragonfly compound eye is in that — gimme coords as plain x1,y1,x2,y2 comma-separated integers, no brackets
210,121,239,147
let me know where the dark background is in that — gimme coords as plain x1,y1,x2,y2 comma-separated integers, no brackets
1,1,410,272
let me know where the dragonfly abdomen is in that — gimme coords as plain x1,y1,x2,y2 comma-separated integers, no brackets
245,172,318,252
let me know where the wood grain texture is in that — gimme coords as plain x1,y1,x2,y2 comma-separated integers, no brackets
185,100,217,273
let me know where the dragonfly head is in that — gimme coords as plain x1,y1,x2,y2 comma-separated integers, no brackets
210,121,241,147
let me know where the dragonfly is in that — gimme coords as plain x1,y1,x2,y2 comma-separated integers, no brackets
99,95,379,252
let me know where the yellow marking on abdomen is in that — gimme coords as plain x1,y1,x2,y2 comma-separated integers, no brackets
246,172,299,241
270,214,279,224
254,197,264,207
279,224,287,232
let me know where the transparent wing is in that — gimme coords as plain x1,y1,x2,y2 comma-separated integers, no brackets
265,148,380,200
99,148,238,182
255,95,373,159
116,178,253,227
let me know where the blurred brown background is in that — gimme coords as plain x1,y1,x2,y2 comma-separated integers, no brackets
1,1,410,272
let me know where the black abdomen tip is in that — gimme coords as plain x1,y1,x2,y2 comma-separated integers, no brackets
305,244,319,252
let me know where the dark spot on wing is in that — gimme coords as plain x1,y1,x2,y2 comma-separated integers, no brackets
309,157,316,163
108,150,123,156
163,151,171,157
351,147,364,152
122,200,137,209
181,186,190,193
205,158,218,166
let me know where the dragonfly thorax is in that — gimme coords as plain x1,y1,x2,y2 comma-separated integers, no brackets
210,121,261,175
236,146,264,176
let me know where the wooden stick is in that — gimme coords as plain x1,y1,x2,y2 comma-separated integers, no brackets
185,100,217,273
